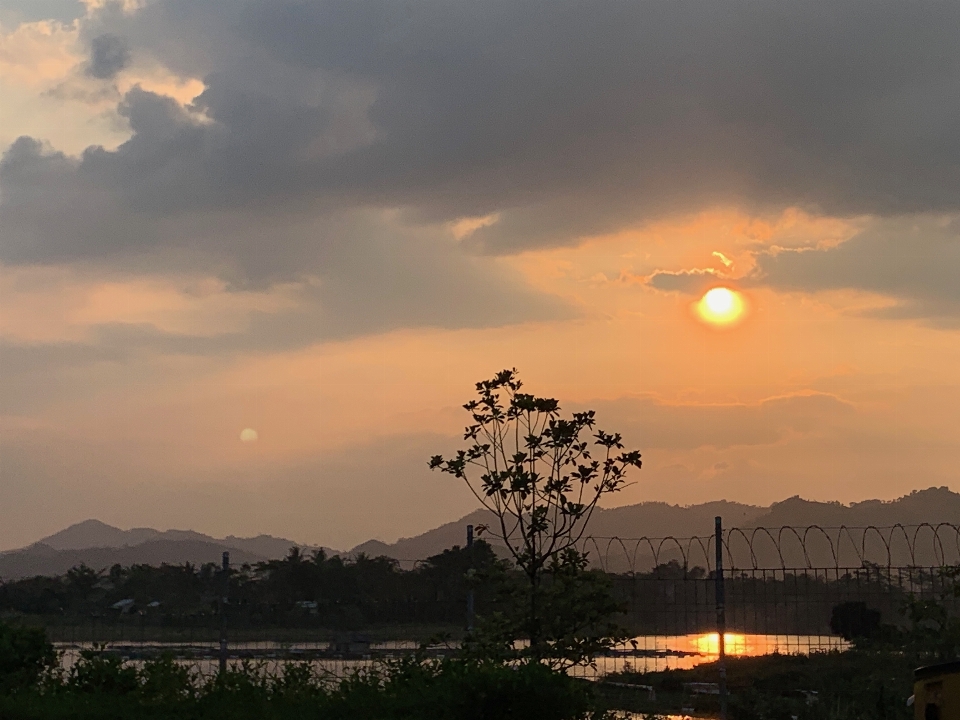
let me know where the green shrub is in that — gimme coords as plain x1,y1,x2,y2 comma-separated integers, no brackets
139,655,196,703
0,621,56,692
326,658,597,720
67,648,140,695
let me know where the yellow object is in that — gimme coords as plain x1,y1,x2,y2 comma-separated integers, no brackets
915,660,960,720
694,287,746,327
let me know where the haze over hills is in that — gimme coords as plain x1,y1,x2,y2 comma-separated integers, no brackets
38,519,313,559
353,487,960,569
0,541,271,581
1,488,957,579
753,488,960,528
0,522,337,580
348,500,766,562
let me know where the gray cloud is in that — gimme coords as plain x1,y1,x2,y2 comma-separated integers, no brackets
0,235,565,414
751,216,960,325
1,125,566,348
0,208,566,417
646,269,722,296
3,0,960,342
87,34,131,80
0,0,83,26
5,1,960,259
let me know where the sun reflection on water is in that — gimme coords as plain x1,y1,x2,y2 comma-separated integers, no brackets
693,632,750,656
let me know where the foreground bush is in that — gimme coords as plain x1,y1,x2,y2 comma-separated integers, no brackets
0,645,602,720
603,650,915,720
0,623,56,693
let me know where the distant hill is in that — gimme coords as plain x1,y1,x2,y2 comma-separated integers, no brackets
347,487,960,570
0,540,270,580
756,487,960,528
0,523,337,581
36,519,308,559
346,499,767,567
4,488,957,579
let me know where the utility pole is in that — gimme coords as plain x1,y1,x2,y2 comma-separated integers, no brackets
715,517,728,720
219,551,229,675
466,524,475,633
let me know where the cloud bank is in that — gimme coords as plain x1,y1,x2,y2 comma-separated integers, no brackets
4,1,960,261
751,217,960,326
2,0,956,338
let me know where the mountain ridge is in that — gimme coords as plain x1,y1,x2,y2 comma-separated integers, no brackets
0,524,338,581
2,487,956,579
349,487,960,565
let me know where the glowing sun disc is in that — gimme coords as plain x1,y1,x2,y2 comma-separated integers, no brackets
240,428,258,443
696,287,745,326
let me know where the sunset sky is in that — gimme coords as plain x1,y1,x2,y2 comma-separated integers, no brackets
2,0,959,550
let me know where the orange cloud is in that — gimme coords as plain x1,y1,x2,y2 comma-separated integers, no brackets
0,266,300,343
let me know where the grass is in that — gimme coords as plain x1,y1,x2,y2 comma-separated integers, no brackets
0,651,601,720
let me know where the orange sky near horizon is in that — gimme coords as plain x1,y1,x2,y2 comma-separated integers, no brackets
3,205,959,547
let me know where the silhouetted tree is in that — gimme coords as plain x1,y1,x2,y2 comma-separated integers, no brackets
430,368,642,663
830,601,882,640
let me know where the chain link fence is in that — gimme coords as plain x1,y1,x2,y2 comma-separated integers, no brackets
23,522,960,689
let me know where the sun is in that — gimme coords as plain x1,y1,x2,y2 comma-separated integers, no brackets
696,287,745,327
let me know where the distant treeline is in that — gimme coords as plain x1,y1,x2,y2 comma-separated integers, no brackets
2,545,956,636
610,560,960,635
0,543,505,628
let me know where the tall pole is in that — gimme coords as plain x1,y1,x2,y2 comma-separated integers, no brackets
715,517,728,720
466,525,475,632
219,551,229,675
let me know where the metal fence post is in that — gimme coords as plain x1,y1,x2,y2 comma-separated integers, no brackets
219,551,229,675
466,524,475,632
715,516,728,720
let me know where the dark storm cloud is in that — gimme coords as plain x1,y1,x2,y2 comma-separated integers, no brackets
1,123,566,343
3,0,960,334
87,34,131,80
5,0,960,261
751,217,960,325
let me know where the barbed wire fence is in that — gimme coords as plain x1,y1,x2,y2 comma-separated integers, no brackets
571,522,960,681
41,522,960,692
584,522,960,572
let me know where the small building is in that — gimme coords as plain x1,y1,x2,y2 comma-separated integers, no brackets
110,598,136,614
